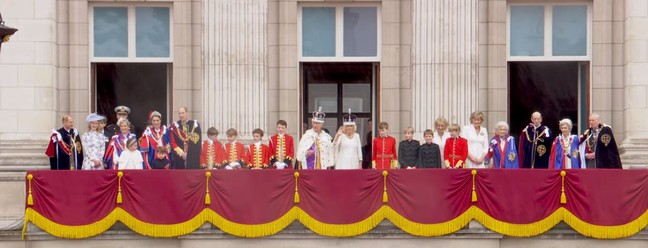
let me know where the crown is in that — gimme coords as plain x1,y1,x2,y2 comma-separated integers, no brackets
343,109,357,126
312,106,325,123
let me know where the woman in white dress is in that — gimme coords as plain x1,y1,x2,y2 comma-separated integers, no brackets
461,111,489,169
333,111,363,169
81,113,107,170
433,116,451,156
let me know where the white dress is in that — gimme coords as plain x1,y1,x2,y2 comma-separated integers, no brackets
461,125,489,169
433,130,450,158
117,149,144,170
81,131,107,170
334,133,362,170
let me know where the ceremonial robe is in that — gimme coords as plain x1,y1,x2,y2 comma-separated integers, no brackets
578,124,622,169
169,120,202,169
489,135,519,169
297,129,334,170
45,128,83,170
139,126,170,169
549,134,581,169
518,124,551,169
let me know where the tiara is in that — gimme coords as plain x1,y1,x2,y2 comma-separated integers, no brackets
312,106,325,123
343,109,357,125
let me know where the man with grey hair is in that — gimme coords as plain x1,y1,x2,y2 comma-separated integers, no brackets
578,113,622,169
518,112,551,169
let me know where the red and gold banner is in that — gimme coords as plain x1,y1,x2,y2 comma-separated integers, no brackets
23,169,648,239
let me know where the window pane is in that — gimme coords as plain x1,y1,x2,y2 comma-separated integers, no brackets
510,6,544,56
343,7,377,57
136,7,170,58
94,7,128,57
343,84,371,113
308,84,337,113
552,6,587,56
302,7,336,57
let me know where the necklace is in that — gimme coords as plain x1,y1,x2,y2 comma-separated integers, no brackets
561,135,572,155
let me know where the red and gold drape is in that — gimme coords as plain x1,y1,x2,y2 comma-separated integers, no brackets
23,169,648,239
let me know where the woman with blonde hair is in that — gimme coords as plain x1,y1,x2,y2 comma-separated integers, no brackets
81,113,107,170
461,111,489,168
433,117,451,156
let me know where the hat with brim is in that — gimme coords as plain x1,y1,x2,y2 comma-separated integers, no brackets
114,106,131,115
85,113,106,123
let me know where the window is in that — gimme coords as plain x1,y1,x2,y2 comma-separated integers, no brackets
299,5,380,61
91,5,172,62
508,3,590,60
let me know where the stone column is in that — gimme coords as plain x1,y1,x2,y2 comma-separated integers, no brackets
619,0,648,168
411,0,479,133
202,0,268,139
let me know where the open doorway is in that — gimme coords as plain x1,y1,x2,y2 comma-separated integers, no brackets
301,62,378,147
508,61,589,139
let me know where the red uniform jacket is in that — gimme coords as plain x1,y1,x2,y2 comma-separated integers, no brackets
200,140,225,169
224,142,247,167
372,136,398,170
444,137,468,168
246,143,272,169
269,134,294,168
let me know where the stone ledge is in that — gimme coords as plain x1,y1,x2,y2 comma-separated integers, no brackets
19,221,648,240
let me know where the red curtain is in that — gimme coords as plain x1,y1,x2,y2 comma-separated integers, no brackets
24,169,648,239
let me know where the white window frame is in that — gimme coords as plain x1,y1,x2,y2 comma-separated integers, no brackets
507,2,591,61
298,3,382,62
89,3,174,63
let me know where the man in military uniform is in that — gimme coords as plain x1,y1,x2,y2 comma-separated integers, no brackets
45,115,83,170
579,113,622,169
169,107,202,169
518,112,552,169
104,105,136,139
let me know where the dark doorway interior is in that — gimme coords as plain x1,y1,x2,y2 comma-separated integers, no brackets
302,62,375,145
93,63,170,136
509,61,586,139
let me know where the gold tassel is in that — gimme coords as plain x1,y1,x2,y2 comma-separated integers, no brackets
117,171,123,204
471,170,477,203
205,172,212,205
560,170,567,204
382,170,388,203
294,172,300,203
27,174,34,206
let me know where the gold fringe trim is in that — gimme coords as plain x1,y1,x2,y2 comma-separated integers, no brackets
210,207,298,237
21,202,648,239
472,207,563,237
471,170,477,203
297,206,385,237
560,170,567,204
382,170,388,203
563,207,648,239
293,172,300,203
386,206,472,236
27,174,34,206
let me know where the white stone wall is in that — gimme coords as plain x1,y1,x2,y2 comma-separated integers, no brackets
0,0,58,141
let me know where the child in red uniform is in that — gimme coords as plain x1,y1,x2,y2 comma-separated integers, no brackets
247,128,271,169
200,127,225,169
444,124,468,169
269,120,294,169
223,128,246,169
372,122,398,169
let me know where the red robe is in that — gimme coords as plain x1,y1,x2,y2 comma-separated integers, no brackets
444,137,468,168
246,143,272,169
223,142,247,168
372,136,398,170
200,140,225,169
269,134,295,168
